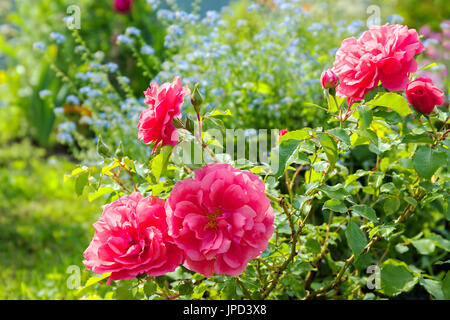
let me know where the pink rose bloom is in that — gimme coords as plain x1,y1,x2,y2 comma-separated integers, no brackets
114,0,132,14
166,164,274,277
332,24,424,105
138,76,190,152
406,77,444,115
83,193,183,284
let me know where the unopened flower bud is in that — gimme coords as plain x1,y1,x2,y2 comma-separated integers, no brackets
320,69,339,90
97,136,111,158
190,83,203,114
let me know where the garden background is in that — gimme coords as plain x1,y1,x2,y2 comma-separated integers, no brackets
0,0,449,300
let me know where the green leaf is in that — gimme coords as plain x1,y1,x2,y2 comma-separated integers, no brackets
75,171,89,196
443,271,450,300
351,205,378,222
329,128,351,146
384,198,400,215
144,280,157,297
151,145,173,181
255,82,271,94
317,132,338,171
271,139,301,178
204,109,232,117
88,187,115,202
380,259,418,296
178,281,194,296
78,273,111,293
305,238,321,254
402,133,434,144
420,278,444,300
278,128,312,144
345,220,368,257
411,239,436,255
366,92,411,117
318,184,350,201
357,105,373,130
323,199,348,213
413,145,447,179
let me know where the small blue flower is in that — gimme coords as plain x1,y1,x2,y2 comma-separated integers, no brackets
105,62,119,73
58,121,76,132
54,107,64,115
93,51,105,61
33,42,46,51
126,27,141,37
140,45,155,55
49,32,66,44
79,86,92,96
386,14,404,24
79,116,93,125
157,9,175,21
74,45,85,53
116,34,134,45
119,76,130,84
39,90,52,99
89,62,102,70
247,4,260,12
56,132,74,144
66,94,80,105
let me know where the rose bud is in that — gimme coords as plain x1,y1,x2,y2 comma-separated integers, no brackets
406,77,444,115
279,129,288,138
320,69,339,90
114,0,132,14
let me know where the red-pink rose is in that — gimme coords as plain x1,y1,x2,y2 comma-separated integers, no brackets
166,164,274,277
83,193,183,284
114,0,132,14
332,24,424,105
406,77,444,115
138,76,190,152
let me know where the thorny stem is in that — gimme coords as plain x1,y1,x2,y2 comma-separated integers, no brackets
110,169,132,193
259,197,313,299
304,186,427,299
236,278,252,300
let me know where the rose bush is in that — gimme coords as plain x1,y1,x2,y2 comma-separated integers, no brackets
34,1,449,301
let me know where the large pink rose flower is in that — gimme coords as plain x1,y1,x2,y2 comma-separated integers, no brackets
332,24,424,105
83,193,183,284
166,164,274,277
137,76,190,152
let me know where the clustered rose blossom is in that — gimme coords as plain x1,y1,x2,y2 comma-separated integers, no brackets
84,164,274,281
320,69,339,90
165,164,275,277
83,193,183,284
406,77,444,115
114,0,132,14
332,24,424,105
137,76,190,152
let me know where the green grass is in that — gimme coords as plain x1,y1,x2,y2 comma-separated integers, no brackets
0,140,102,299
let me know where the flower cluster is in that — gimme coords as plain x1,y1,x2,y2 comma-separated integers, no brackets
84,76,274,282
332,24,424,105
84,164,274,282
